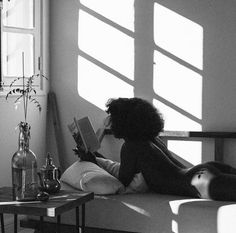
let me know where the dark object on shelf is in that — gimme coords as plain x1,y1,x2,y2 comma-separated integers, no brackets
36,191,49,202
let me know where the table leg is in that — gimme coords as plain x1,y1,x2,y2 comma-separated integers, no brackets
75,206,80,233
0,213,4,233
14,214,17,233
40,216,44,233
82,204,85,233
56,215,61,233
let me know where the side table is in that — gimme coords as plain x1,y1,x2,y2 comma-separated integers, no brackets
0,187,94,233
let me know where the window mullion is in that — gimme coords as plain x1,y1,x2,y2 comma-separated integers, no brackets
3,26,35,34
0,1,3,89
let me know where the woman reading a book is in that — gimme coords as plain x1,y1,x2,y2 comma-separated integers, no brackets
76,97,236,201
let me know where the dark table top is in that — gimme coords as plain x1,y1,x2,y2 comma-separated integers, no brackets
0,187,94,217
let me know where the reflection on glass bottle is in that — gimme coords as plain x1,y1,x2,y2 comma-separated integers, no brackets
12,122,38,201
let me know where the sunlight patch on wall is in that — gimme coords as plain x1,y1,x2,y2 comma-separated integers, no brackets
153,4,203,164
78,10,134,80
78,56,134,110
155,96,202,164
153,99,202,131
80,0,134,31
168,140,202,165
153,51,202,119
154,3,203,70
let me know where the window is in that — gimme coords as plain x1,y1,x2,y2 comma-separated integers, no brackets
0,0,41,91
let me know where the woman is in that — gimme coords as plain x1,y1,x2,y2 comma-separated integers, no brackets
76,97,236,201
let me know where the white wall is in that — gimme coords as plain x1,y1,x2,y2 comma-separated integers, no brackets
0,0,49,187
48,0,236,169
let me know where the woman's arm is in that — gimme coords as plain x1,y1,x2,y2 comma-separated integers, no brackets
118,142,138,186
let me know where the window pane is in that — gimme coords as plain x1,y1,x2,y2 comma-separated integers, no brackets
3,32,34,77
3,0,34,29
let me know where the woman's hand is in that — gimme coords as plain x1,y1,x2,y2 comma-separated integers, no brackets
73,146,98,164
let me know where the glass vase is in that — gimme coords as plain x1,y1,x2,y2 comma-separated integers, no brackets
12,122,38,201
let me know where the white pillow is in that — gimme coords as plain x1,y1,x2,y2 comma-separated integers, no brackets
120,172,149,194
60,161,124,195
81,171,124,195
96,157,149,194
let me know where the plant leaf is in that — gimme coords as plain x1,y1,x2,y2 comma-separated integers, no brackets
9,77,22,88
5,91,12,100
30,98,42,111
14,94,24,103
5,73,48,120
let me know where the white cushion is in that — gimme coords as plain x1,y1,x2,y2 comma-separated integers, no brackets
60,161,124,195
122,172,149,194
96,157,149,194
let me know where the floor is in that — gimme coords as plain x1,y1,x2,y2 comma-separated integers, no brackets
3,214,35,233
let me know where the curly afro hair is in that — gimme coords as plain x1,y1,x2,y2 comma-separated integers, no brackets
105,97,164,141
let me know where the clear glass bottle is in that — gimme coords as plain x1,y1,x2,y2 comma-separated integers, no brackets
12,122,38,201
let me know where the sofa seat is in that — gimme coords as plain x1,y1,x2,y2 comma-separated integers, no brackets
24,182,236,233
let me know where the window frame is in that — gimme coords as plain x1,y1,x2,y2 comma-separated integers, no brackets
0,0,43,94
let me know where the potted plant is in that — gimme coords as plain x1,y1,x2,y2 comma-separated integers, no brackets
5,52,47,201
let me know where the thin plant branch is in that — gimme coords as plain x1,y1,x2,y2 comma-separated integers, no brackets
5,52,48,123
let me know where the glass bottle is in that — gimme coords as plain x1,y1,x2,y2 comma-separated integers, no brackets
12,122,38,201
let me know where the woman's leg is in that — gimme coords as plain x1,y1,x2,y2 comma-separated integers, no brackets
189,166,219,199
209,174,236,201
188,164,236,201
205,161,236,175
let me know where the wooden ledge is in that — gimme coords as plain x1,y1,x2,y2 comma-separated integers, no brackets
160,131,236,139
105,129,236,139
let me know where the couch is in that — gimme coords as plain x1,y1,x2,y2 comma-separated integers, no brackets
21,181,236,233
21,130,236,233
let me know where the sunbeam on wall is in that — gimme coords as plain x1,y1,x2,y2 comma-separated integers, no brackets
78,0,134,109
153,52,202,122
154,3,203,70
153,3,203,165
78,56,133,110
80,0,134,31
77,1,204,165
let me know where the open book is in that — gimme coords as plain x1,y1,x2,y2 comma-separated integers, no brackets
68,116,101,153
